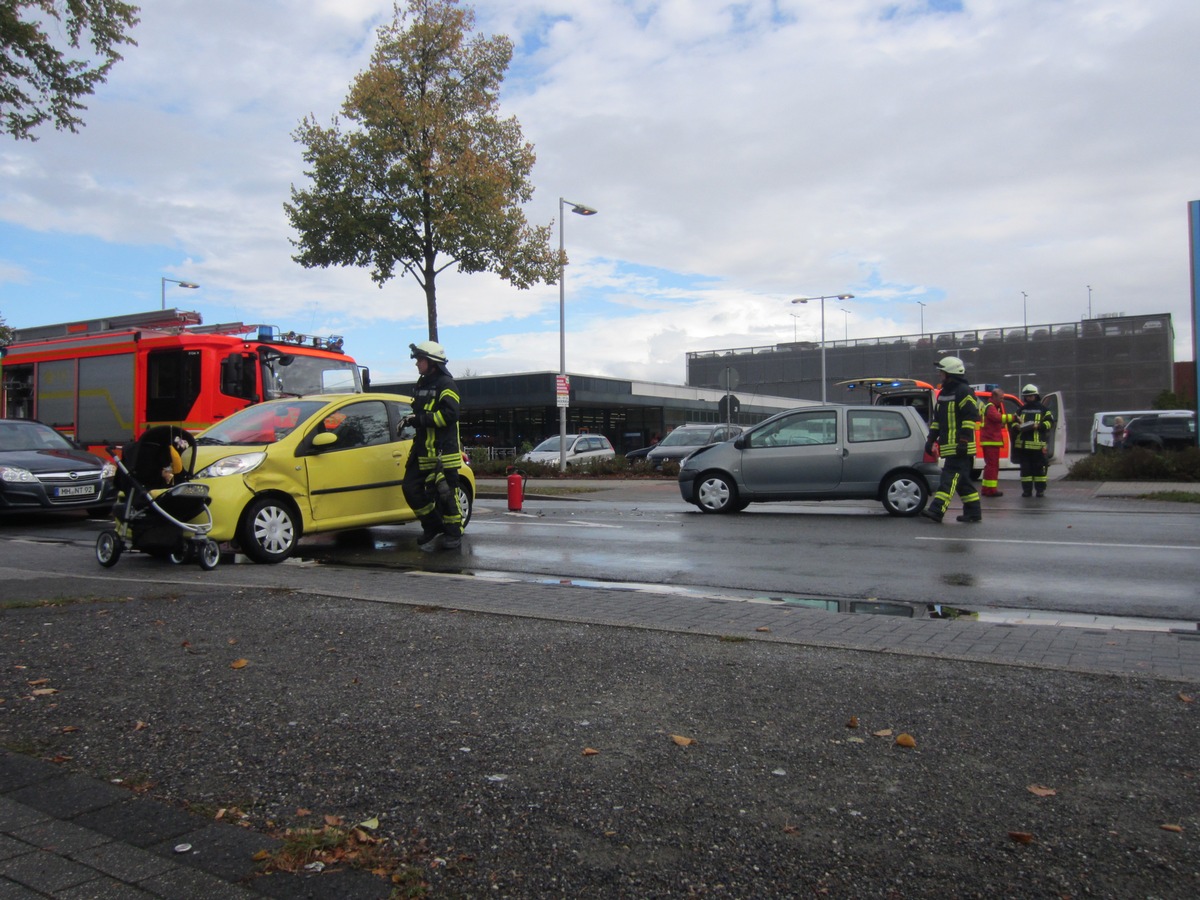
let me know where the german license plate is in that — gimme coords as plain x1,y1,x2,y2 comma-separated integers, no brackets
56,485,96,498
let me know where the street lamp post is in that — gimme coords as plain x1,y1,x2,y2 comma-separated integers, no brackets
839,308,851,342
789,312,803,342
791,294,853,403
1021,291,1028,334
161,277,200,310
558,197,598,471
1004,372,1036,391
917,300,926,336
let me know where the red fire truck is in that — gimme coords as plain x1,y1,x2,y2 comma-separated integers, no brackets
837,377,1066,473
1,309,366,454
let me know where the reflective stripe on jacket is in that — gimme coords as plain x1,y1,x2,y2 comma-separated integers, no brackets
1013,400,1053,451
930,377,980,457
411,369,463,469
979,402,1008,448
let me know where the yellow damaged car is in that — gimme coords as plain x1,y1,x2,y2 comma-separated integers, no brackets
182,393,474,563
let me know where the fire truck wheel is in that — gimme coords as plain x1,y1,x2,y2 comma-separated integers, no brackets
95,530,122,568
239,496,299,564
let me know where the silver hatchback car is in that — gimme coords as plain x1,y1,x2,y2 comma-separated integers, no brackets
677,405,938,516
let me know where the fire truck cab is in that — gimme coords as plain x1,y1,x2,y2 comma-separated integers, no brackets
1,309,365,454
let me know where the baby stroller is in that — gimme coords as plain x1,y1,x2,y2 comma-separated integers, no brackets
95,425,220,570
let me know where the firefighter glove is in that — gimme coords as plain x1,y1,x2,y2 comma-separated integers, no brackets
924,438,936,456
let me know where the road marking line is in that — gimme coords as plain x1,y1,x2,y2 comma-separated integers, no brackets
915,536,1198,551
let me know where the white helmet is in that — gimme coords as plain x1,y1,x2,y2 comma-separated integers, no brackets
936,356,965,376
1021,383,1039,397
409,340,448,363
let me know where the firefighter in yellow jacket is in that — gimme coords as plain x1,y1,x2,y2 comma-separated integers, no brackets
1012,384,1054,497
402,341,464,551
921,356,983,524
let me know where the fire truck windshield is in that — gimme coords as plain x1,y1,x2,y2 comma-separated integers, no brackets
260,352,360,399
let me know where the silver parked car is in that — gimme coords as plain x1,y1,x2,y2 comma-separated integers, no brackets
677,405,938,516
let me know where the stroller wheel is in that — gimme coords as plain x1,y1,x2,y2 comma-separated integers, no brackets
95,530,123,568
198,540,221,571
168,545,193,565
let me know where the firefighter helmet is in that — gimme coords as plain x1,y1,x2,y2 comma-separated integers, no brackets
409,341,448,363
936,356,966,376
1022,383,1039,397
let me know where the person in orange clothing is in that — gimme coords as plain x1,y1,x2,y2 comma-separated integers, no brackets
979,388,1009,497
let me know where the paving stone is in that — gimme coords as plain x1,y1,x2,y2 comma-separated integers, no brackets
73,797,202,849
152,822,276,883
0,848,99,894
69,841,175,884
8,774,128,820
0,799,49,833
0,754,59,794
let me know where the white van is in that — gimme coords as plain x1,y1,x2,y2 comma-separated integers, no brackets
1090,409,1189,453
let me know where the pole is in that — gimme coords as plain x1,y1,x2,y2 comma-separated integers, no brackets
558,198,567,472
556,198,598,472
820,298,826,403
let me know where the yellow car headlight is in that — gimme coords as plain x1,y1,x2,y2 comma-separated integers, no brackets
196,452,267,479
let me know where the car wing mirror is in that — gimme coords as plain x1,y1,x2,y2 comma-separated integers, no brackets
734,436,747,449
312,432,337,448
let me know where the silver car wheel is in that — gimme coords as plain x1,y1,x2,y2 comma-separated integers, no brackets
882,473,928,517
696,473,738,514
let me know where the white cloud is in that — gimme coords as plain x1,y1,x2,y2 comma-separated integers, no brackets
1,0,1196,385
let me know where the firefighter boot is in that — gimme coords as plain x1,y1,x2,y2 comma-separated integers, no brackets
416,516,444,551
956,502,982,524
919,503,944,524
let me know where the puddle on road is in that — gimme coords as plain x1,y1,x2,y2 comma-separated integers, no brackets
262,539,1196,635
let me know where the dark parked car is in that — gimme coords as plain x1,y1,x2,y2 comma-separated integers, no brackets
677,405,938,516
0,419,118,516
646,423,743,469
1121,413,1197,451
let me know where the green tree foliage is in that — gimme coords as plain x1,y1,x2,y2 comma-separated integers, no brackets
0,310,13,345
0,0,140,141
285,0,559,341
1152,389,1194,412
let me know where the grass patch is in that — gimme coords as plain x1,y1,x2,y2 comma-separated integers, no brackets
1135,490,1200,503
1066,446,1200,482
256,816,434,896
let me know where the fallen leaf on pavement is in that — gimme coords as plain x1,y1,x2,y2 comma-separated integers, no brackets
846,716,859,729
1027,785,1057,797
873,728,893,738
582,747,600,756
756,626,771,632
230,658,249,669
1008,831,1034,844
895,733,917,749
1178,693,1194,703
1160,823,1184,833
670,734,695,747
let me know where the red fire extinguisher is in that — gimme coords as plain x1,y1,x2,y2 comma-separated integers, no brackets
506,466,527,512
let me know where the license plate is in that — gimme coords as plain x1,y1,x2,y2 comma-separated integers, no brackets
56,485,96,498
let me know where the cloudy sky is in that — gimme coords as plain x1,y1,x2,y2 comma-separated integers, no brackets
2,0,1196,386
